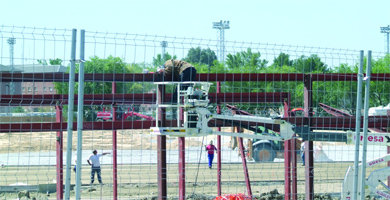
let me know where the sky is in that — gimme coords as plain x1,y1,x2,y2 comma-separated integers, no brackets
1,0,390,54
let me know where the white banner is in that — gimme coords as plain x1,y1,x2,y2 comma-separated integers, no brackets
347,131,390,146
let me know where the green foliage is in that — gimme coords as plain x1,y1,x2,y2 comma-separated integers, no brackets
292,55,328,73
370,55,390,106
37,58,63,65
13,106,24,113
152,53,177,67
272,52,293,67
226,48,268,71
185,47,217,67
314,63,357,113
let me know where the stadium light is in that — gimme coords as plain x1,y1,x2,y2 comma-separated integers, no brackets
212,20,230,62
380,25,390,54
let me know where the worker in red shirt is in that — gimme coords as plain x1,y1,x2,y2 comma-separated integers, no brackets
205,140,218,169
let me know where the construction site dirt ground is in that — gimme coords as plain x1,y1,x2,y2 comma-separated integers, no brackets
0,162,355,200
0,130,383,199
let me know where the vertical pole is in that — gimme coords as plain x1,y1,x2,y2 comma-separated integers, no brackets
157,85,167,200
238,135,252,197
388,146,390,187
359,50,372,200
178,137,185,200
352,50,364,199
284,99,292,200
387,33,389,54
291,138,297,200
303,74,314,200
284,140,291,200
112,82,118,200
56,105,64,200
216,82,222,196
75,30,85,200
64,29,77,200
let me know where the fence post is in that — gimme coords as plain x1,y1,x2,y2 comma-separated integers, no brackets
304,74,314,200
217,81,222,196
56,105,64,200
178,137,185,200
352,50,364,199
112,82,118,200
75,29,86,200
284,139,291,200
157,85,167,200
64,29,77,200
359,50,372,200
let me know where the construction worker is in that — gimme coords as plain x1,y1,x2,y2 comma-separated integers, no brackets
157,59,197,83
87,150,110,184
205,140,218,169
157,59,197,103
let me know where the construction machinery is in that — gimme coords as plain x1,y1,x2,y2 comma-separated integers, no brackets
96,106,154,121
150,82,295,143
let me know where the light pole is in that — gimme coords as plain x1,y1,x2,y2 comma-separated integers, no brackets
380,25,390,54
7,38,16,95
160,41,168,61
213,20,230,62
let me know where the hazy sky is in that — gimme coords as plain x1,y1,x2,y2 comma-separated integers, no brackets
1,0,389,52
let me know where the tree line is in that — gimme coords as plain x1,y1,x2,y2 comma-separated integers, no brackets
46,47,390,118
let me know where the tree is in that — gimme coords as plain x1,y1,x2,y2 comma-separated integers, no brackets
226,48,268,72
292,55,328,73
185,47,217,67
370,55,390,107
37,58,63,65
272,53,292,67
152,53,177,67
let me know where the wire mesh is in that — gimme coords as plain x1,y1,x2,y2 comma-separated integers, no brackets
0,25,389,199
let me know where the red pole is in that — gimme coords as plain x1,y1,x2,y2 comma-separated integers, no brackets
285,96,298,200
216,82,222,196
284,140,291,200
178,137,185,200
56,105,63,200
112,82,118,200
283,99,291,200
304,74,314,200
291,138,297,200
157,85,167,200
238,136,252,197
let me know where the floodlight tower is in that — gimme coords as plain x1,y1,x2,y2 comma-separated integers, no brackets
7,38,16,95
380,25,390,54
213,20,230,62
161,41,168,61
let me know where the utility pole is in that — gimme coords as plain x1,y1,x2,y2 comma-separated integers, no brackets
7,38,16,95
380,25,390,54
160,41,168,61
212,20,230,62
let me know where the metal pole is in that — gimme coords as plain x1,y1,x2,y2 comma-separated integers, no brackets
161,41,167,61
359,50,372,200
178,137,185,200
75,29,85,200
220,29,224,62
157,85,167,200
238,136,252,197
216,82,222,196
387,33,389,54
56,105,64,200
284,140,291,200
303,74,314,200
352,50,364,199
64,29,77,200
7,38,15,96
112,82,118,200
